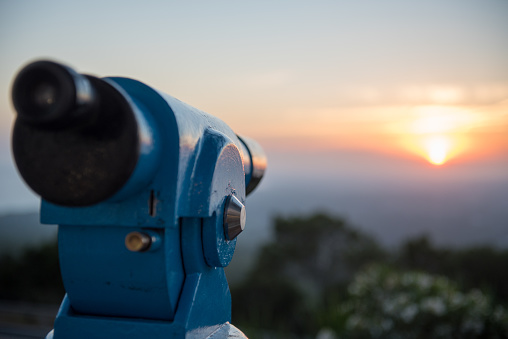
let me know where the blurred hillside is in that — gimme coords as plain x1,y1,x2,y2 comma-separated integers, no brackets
1,212,508,338
0,213,56,256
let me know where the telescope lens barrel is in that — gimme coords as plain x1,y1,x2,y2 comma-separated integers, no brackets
12,60,96,128
11,60,266,206
238,136,267,195
32,82,57,107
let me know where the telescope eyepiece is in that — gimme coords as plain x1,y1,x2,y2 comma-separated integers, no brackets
32,81,57,107
12,60,142,206
12,60,96,128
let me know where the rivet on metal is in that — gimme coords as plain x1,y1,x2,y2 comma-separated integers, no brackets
224,195,246,240
125,231,152,252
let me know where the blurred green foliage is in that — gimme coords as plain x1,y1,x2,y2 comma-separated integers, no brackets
1,213,508,338
333,264,508,338
233,213,387,337
0,238,64,303
396,236,508,303
231,213,508,338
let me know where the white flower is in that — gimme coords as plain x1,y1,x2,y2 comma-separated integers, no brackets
493,305,507,322
382,299,397,314
450,292,465,308
461,318,484,334
346,315,362,330
401,273,414,287
400,304,419,323
421,297,446,316
315,328,337,339
417,275,433,290
381,318,394,331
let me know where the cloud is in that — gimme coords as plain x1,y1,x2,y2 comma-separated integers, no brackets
331,83,508,106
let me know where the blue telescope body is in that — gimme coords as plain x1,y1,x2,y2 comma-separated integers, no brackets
11,60,266,338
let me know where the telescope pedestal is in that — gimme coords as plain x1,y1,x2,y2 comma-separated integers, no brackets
45,217,247,338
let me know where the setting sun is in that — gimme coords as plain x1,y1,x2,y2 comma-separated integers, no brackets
391,105,487,165
424,135,451,165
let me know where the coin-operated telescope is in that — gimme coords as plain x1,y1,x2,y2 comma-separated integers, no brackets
11,60,266,338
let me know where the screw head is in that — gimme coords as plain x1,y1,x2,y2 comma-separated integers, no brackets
125,231,152,252
224,195,246,240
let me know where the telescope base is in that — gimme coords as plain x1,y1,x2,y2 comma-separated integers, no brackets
46,323,246,339
46,293,246,339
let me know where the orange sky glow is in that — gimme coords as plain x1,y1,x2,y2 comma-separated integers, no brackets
237,96,508,167
1,1,507,173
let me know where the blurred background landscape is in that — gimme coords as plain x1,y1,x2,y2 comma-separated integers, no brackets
1,0,507,338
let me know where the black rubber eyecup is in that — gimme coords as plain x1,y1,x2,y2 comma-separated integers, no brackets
12,60,77,126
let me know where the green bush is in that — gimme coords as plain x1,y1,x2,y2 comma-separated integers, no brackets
329,265,508,339
0,239,64,303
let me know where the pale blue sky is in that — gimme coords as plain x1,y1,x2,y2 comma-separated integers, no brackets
2,1,507,128
1,0,508,212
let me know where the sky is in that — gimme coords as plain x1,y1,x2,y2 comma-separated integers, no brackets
1,1,508,246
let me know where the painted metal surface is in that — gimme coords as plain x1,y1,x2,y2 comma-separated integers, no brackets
10,61,264,338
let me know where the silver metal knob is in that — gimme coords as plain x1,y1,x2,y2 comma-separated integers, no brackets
224,195,246,240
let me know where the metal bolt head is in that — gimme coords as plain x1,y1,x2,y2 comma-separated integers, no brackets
125,231,152,252
224,195,246,240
